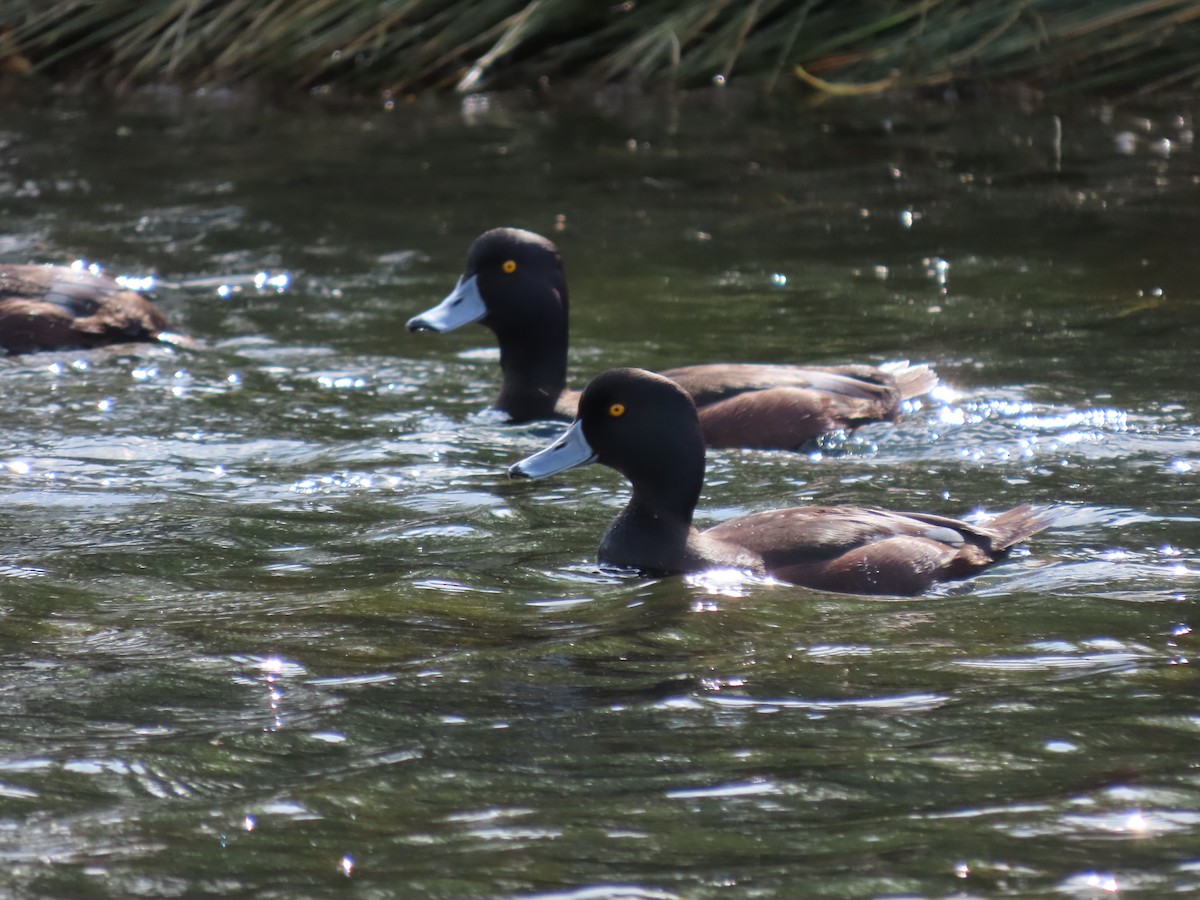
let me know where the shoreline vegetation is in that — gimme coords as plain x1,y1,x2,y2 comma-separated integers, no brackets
3,1,1200,102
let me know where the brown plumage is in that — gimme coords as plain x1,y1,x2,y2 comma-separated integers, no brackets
510,368,1054,596
701,505,1052,595
0,264,192,354
674,363,938,450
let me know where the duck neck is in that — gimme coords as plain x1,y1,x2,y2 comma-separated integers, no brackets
496,335,568,422
491,286,570,422
599,449,706,575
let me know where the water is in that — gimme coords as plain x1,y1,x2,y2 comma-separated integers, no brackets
1,87,1199,897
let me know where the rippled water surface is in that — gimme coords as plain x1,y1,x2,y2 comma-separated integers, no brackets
2,88,1199,897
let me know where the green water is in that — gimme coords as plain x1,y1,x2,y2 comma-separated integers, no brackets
1,88,1198,898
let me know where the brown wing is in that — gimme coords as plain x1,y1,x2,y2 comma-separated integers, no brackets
769,535,983,596
706,506,959,561
0,299,83,352
555,388,581,419
695,386,888,450
663,362,937,450
704,504,1049,595
664,363,905,406
2,264,121,307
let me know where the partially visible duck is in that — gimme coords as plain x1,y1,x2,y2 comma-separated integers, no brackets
407,227,938,451
0,263,192,354
509,368,1052,596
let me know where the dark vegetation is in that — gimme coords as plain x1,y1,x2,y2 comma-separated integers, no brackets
3,1,1200,99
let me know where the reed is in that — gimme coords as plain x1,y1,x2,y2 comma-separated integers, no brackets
6,0,1200,97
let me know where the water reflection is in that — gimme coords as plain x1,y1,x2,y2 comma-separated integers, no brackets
2,90,1200,896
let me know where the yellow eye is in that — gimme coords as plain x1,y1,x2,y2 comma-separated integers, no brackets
502,260,517,274
608,403,625,417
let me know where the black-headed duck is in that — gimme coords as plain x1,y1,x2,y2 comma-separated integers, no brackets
509,368,1052,596
407,227,937,451
0,263,191,354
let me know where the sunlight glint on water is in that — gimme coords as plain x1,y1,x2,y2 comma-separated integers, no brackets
1,92,1199,897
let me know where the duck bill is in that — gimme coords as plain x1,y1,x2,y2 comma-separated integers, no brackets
406,274,486,333
508,421,597,479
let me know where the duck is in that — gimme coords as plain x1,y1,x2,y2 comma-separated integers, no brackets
0,263,192,355
508,367,1053,596
406,227,938,451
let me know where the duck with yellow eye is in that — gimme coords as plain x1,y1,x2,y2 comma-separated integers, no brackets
407,227,939,451
510,368,1055,596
